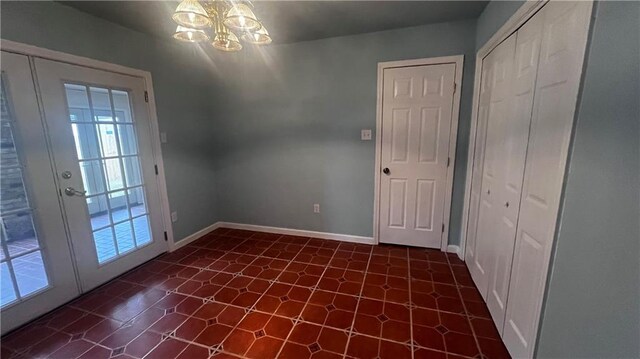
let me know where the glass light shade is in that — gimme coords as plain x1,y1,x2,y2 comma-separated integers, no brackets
172,0,211,28
223,4,260,31
173,26,210,42
212,32,243,52
241,25,272,45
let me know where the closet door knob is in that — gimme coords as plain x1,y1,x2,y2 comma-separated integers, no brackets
505,202,510,208
383,168,390,175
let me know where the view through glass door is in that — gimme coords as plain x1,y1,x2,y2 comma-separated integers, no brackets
35,58,167,292
0,51,79,335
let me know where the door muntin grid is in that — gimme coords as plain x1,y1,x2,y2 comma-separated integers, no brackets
63,84,152,265
0,72,51,308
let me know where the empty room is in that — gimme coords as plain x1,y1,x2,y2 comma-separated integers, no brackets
0,0,638,358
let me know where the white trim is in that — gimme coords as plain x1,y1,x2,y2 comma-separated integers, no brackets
0,39,176,250
460,0,547,259
218,222,375,245
374,55,464,252
446,245,462,260
172,222,222,251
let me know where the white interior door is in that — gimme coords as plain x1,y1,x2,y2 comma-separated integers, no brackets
0,52,79,334
34,58,167,291
469,36,516,297
485,13,544,328
503,2,592,357
379,63,456,248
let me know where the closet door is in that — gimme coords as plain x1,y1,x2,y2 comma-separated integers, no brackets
485,12,544,328
502,2,593,357
468,35,516,298
464,52,494,271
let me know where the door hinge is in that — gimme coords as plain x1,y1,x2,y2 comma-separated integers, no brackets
154,164,159,175
144,91,149,103
442,223,445,233
163,231,168,241
447,157,451,167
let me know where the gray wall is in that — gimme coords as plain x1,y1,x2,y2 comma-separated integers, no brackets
0,1,220,240
476,1,640,357
475,0,526,49
537,2,640,357
211,20,477,241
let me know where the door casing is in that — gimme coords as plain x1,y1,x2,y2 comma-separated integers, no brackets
374,55,464,253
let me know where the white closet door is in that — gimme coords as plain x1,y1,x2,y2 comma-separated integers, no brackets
486,12,544,328
464,53,494,270
468,35,516,298
503,2,593,358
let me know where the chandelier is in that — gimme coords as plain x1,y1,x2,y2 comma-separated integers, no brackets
171,0,271,52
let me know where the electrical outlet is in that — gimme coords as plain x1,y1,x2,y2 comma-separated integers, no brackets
313,204,320,213
171,211,178,222
361,129,372,140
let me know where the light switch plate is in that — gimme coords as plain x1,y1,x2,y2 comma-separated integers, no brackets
361,129,372,140
160,132,167,143
171,211,178,222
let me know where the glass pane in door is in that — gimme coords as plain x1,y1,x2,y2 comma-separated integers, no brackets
0,74,50,307
64,84,152,264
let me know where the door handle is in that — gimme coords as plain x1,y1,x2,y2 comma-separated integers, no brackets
382,168,390,175
64,187,86,197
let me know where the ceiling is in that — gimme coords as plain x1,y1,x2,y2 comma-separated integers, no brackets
59,1,488,44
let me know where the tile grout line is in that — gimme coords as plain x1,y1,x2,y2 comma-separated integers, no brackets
272,239,349,359
406,247,415,359
341,245,375,359
66,232,276,359
446,254,484,358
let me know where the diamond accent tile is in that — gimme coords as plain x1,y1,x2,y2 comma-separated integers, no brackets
325,304,336,311
207,318,217,325
70,333,83,341
239,287,248,293
254,329,266,338
308,343,321,353
338,277,347,283
280,296,290,302
111,347,125,357
435,325,448,334
382,284,391,290
432,292,441,299
165,307,175,314
377,314,389,322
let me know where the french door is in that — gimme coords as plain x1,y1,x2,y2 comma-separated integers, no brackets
1,52,79,334
0,51,167,333
35,58,167,292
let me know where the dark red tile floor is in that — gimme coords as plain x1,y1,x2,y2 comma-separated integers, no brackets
1,228,511,359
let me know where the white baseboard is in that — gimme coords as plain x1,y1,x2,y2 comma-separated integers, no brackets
171,222,222,251
173,221,463,255
447,244,463,260
216,222,375,245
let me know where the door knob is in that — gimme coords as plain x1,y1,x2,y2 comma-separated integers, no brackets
505,202,510,208
382,168,390,175
61,171,72,179
64,187,86,197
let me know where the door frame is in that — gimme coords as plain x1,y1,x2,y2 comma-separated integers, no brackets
0,39,176,250
373,55,464,252
460,0,548,259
